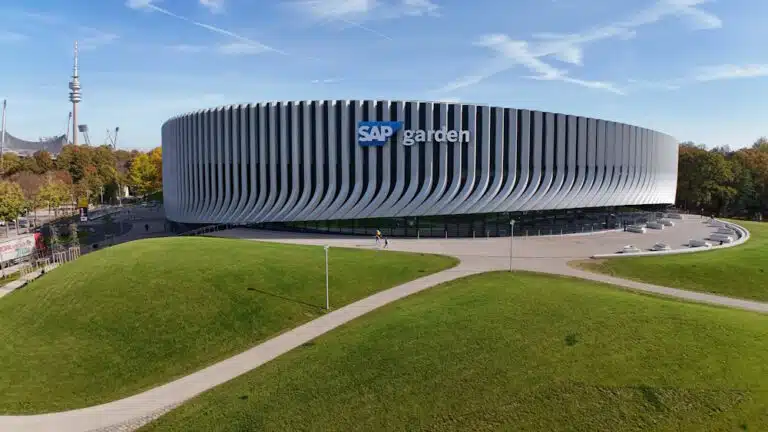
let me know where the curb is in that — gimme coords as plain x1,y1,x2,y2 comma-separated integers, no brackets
590,219,750,259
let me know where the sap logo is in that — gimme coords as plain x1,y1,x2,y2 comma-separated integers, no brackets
357,121,403,147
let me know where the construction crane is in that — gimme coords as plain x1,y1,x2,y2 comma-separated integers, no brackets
78,124,91,146
105,127,120,149
65,112,72,143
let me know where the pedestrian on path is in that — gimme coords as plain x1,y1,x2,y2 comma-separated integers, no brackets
375,229,382,245
383,237,389,248
145,224,149,232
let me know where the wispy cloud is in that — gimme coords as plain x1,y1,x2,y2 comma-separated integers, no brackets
292,0,439,40
218,42,268,55
0,31,26,43
436,0,721,95
126,0,287,55
6,10,118,49
169,44,207,53
78,26,119,51
694,64,768,82
311,77,343,84
626,78,681,91
168,43,269,56
199,0,225,14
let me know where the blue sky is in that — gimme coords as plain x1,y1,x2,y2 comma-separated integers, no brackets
0,0,766,150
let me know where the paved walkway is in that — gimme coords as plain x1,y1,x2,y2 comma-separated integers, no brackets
0,216,765,431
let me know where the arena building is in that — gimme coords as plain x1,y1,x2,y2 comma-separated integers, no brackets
162,100,678,237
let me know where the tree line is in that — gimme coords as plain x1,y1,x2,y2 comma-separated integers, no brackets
677,137,768,218
0,144,162,226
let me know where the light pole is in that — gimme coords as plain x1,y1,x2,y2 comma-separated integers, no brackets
509,219,515,272
324,245,330,310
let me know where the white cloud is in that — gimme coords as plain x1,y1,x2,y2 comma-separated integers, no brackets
296,0,440,20
218,42,268,55
311,78,343,84
694,64,768,82
292,0,439,40
126,0,154,9
437,0,721,95
199,0,225,14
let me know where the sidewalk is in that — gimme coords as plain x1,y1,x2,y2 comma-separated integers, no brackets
0,264,60,299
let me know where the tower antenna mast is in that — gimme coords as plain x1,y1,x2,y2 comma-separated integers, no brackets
68,41,82,146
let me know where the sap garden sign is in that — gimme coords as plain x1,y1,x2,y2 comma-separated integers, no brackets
357,121,471,147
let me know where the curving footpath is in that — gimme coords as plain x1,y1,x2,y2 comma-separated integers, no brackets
0,219,766,432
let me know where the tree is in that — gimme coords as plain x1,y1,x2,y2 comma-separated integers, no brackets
752,137,768,152
37,177,71,217
1,153,22,177
148,147,163,183
33,150,54,173
675,145,734,214
0,180,26,235
129,153,161,196
68,222,80,247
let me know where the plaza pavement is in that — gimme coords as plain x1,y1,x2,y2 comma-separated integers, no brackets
0,215,765,432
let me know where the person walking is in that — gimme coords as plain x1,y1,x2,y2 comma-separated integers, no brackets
375,229,382,245
383,237,389,248
145,224,149,232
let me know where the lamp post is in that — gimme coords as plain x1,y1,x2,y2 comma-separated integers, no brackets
324,245,330,310
509,219,515,272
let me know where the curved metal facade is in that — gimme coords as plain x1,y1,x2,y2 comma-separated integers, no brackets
162,100,678,224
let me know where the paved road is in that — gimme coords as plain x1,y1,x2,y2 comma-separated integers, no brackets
0,215,764,432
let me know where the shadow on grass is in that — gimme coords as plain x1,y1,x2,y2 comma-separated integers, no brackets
246,287,324,311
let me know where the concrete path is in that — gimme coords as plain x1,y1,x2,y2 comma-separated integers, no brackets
0,216,765,431
0,264,60,299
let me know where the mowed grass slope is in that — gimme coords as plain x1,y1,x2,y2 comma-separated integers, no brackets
576,220,768,301
0,237,456,413
143,271,768,432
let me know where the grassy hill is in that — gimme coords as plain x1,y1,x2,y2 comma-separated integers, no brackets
0,236,456,413
143,271,768,432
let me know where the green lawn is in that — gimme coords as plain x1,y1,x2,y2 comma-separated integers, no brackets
574,220,768,302
0,237,456,414
143,271,768,432
0,270,21,285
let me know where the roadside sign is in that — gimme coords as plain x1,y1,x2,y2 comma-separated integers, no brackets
79,207,88,222
77,197,88,209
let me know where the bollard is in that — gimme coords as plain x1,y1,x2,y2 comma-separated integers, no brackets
417,229,420,239
560,228,563,235
550,229,553,235
445,231,448,239
525,230,528,237
487,231,489,239
473,230,476,239
538,229,541,236
582,226,584,232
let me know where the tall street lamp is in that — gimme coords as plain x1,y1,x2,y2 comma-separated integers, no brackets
509,219,515,272
324,245,330,310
